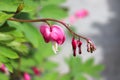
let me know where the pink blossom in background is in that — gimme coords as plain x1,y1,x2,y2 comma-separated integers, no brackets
23,72,31,80
68,9,88,24
0,64,8,73
32,67,41,76
40,24,65,45
74,9,88,18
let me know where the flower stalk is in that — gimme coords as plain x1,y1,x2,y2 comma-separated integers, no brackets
8,17,96,54
9,18,87,41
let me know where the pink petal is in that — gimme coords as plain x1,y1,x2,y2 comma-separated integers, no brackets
75,9,88,18
51,25,65,45
69,15,77,24
40,24,51,43
23,72,31,80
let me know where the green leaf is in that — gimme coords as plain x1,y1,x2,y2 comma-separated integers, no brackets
75,74,86,80
0,33,14,42
66,57,83,75
42,61,58,70
0,12,13,26
41,0,65,6
84,58,94,67
8,21,41,47
5,63,13,72
34,42,54,61
0,26,16,32
6,41,29,53
40,5,67,19
0,46,19,59
65,57,103,79
0,73,9,80
60,74,71,80
0,0,22,12
14,12,33,19
0,0,35,12
8,30,25,38
21,58,36,67
41,72,59,80
0,21,16,32
21,23,41,47
0,54,9,63
23,0,39,12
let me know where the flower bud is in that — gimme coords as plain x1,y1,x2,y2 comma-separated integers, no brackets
87,39,96,53
77,39,82,54
72,37,77,56
75,9,88,18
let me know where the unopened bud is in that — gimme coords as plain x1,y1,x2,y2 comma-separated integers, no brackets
72,37,77,56
77,39,82,54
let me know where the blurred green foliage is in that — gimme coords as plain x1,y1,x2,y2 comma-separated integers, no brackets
0,0,104,80
64,57,104,80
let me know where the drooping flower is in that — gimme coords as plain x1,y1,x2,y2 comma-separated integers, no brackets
40,24,65,45
40,24,65,53
32,67,41,76
23,72,31,80
68,9,88,24
72,37,77,56
87,39,96,53
75,9,88,18
77,39,82,54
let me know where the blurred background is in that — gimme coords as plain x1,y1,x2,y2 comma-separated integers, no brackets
0,0,120,80
51,0,120,80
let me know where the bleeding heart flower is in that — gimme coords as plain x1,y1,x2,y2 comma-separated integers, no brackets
0,64,8,75
40,24,65,45
32,67,41,76
75,9,88,18
23,72,31,80
72,37,77,56
40,24,65,53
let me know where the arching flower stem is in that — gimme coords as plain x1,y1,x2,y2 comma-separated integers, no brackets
8,17,96,53
8,18,88,41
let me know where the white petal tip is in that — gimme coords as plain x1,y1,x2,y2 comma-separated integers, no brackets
52,42,59,54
